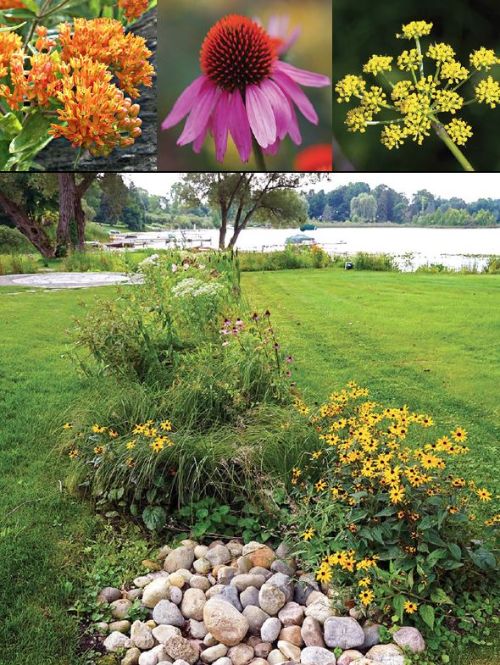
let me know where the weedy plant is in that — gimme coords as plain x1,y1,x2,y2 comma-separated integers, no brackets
0,0,155,170
335,20,499,171
288,382,498,656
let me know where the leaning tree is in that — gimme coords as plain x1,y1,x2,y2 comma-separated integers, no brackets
176,173,329,249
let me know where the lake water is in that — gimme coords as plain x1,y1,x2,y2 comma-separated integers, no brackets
120,227,500,271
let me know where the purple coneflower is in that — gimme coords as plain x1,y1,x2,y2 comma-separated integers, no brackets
161,14,330,162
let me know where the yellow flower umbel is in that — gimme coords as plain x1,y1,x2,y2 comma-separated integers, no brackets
335,19,500,171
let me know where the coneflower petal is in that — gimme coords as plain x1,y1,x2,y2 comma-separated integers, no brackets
274,60,331,87
177,79,220,145
259,78,292,141
161,75,206,130
272,70,319,124
213,90,231,161
246,83,277,148
227,89,252,162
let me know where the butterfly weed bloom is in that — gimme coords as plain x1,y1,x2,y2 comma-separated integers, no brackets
335,20,500,171
118,0,149,22
162,14,330,165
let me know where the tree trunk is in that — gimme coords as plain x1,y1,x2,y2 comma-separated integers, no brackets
57,173,76,250
218,204,228,249
0,191,55,258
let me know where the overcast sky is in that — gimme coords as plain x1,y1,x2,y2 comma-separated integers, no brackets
127,173,500,203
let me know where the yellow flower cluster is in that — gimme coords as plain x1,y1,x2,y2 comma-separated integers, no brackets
336,19,500,155
65,418,175,460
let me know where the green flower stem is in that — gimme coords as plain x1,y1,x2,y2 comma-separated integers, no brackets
415,37,425,78
253,140,267,171
430,114,475,171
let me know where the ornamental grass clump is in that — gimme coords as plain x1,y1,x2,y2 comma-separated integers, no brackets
289,382,498,636
335,20,500,171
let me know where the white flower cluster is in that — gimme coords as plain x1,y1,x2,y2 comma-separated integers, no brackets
171,277,223,299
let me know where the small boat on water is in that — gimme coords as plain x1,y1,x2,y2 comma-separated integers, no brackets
285,233,316,246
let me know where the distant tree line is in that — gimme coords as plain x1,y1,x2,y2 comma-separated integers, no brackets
305,184,500,226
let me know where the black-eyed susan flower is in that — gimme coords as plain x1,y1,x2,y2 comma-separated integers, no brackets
404,600,418,614
62,423,73,430
359,589,375,606
91,424,106,434
302,528,315,541
315,479,327,492
93,446,105,455
477,488,492,502
126,440,136,450
451,427,468,442
68,448,79,459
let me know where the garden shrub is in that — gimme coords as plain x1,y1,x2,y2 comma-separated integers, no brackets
0,226,33,253
237,244,332,271
485,256,500,274
0,253,40,275
289,382,498,639
353,252,399,271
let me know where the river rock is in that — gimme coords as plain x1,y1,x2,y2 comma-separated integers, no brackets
362,622,381,649
194,545,209,559
109,620,131,633
131,620,154,650
190,575,211,591
259,583,287,615
189,618,207,639
254,642,272,658
231,574,266,591
104,631,133,652
277,640,301,661
301,646,337,665
194,558,212,574
203,598,249,646
206,544,232,566
324,617,365,649
261,617,282,643
228,643,254,665
366,644,405,664
152,624,181,643
266,573,293,602
247,545,276,569
110,599,132,619
337,650,364,665
98,586,122,604
278,602,304,626
138,645,168,665
164,635,199,665
267,649,286,664
200,643,228,663
301,616,325,647
164,546,195,573
393,626,426,653
181,588,206,621
217,584,243,611
143,578,171,608
240,586,260,608
279,625,302,647
152,599,185,627
122,646,141,665
243,605,270,634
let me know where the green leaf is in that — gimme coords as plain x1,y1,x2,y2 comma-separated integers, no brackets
392,595,405,622
431,588,454,605
0,140,9,170
142,505,166,531
0,113,22,139
375,506,397,518
426,529,447,547
448,543,462,560
469,547,496,571
419,604,435,630
9,111,52,155
427,548,447,567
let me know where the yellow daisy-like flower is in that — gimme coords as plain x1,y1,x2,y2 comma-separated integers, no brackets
302,528,315,541
126,456,135,468
398,21,433,40
150,439,165,453
397,48,422,72
93,445,105,455
389,486,405,504
475,76,500,108
316,567,332,583
68,448,79,459
381,124,408,150
160,419,173,432
311,450,323,460
445,119,473,146
315,479,327,492
363,55,393,75
404,600,418,614
126,440,136,450
91,424,106,434
108,429,119,439
427,42,455,63
62,423,73,430
477,488,492,502
451,427,467,442
358,576,371,588
470,47,500,71
451,477,466,488
359,589,375,606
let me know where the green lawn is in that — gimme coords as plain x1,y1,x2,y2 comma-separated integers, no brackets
0,273,498,664
243,270,500,489
0,286,118,665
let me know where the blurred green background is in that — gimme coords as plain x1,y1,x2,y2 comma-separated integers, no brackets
158,0,332,171
333,0,500,172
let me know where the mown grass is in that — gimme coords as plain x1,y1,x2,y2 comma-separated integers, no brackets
243,268,500,664
0,286,121,665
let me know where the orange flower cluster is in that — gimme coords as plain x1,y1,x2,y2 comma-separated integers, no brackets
58,18,154,98
0,18,154,156
118,0,149,21
0,0,25,8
